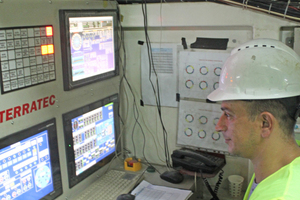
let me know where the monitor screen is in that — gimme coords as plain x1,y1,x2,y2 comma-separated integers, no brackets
62,94,120,188
0,119,62,200
59,10,119,91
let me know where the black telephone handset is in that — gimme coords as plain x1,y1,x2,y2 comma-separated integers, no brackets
173,149,217,166
171,148,225,174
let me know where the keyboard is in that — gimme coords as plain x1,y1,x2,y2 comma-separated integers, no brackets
73,170,142,200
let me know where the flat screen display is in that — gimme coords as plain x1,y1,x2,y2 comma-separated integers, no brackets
62,94,120,188
72,103,115,176
69,16,115,82
59,10,119,91
0,119,62,200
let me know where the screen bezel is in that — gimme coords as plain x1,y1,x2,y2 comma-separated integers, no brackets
62,94,120,188
0,118,63,200
59,9,119,91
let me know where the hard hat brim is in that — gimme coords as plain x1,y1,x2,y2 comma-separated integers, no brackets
207,88,226,102
207,88,300,102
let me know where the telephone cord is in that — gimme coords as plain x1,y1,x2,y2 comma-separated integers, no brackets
200,170,221,200
214,169,224,194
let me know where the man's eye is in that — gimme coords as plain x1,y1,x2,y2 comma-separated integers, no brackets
224,113,230,117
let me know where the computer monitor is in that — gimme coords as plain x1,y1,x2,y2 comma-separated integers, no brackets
59,9,119,91
62,94,120,188
0,118,62,200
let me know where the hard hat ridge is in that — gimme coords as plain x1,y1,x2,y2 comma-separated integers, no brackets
231,38,300,61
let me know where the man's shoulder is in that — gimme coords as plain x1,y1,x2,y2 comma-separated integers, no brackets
287,156,300,172
249,157,300,200
264,156,300,183
292,156,300,164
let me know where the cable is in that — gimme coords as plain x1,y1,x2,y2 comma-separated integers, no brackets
194,172,198,194
116,3,142,160
118,0,300,21
141,0,172,168
199,170,224,200
217,0,300,21
202,178,219,200
117,12,166,164
116,5,138,161
116,4,167,173
214,170,224,194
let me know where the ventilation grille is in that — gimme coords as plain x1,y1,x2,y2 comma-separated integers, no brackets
237,44,276,51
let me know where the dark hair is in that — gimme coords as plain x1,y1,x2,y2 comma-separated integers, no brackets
243,96,300,135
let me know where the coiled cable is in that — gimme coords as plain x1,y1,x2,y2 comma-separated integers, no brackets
214,169,224,194
200,169,224,200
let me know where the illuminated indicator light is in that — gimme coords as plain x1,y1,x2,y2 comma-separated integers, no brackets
41,45,48,55
46,26,53,36
48,44,54,54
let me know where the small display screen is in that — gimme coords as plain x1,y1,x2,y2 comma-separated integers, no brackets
60,10,119,91
0,130,54,199
71,103,115,175
63,94,119,188
69,16,115,82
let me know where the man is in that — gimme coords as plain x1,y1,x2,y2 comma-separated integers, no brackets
207,38,300,200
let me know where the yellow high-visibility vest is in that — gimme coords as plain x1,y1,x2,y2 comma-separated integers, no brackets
244,157,300,200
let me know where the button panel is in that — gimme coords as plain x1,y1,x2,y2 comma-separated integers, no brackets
0,25,56,94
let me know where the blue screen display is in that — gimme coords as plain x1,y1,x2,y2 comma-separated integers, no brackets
0,130,54,200
71,102,115,175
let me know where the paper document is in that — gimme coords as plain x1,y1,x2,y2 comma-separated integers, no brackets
141,43,181,107
131,180,193,200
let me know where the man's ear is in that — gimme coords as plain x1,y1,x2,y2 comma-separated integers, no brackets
260,112,274,138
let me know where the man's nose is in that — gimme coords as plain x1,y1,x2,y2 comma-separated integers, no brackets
215,115,227,132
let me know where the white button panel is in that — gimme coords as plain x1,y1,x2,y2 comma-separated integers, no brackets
0,25,56,93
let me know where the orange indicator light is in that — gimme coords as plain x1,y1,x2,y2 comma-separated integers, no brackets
41,45,48,55
48,44,54,54
46,26,53,36
41,44,54,55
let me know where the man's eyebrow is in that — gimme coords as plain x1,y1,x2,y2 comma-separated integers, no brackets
221,107,233,113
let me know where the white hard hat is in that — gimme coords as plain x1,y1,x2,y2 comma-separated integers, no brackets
207,38,300,102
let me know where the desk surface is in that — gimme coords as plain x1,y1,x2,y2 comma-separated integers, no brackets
114,164,195,190
114,163,244,200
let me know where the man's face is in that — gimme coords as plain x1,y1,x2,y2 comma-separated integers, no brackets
215,100,261,158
